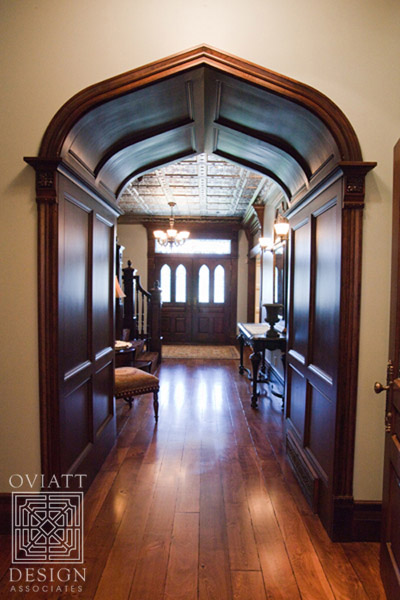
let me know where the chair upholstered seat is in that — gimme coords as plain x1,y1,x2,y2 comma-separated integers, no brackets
115,366,159,420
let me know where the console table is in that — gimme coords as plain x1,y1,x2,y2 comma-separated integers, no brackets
237,322,286,408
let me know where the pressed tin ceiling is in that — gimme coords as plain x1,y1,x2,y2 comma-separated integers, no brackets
118,153,282,218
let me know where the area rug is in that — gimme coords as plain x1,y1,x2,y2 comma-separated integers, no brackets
162,345,240,359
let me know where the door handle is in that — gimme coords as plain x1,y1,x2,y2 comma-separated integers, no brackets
374,381,392,394
374,360,394,433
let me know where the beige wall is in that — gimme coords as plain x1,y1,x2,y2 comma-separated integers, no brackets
237,229,248,324
1,0,399,498
117,224,148,289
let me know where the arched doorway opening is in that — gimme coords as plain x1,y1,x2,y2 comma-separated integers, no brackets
25,45,375,540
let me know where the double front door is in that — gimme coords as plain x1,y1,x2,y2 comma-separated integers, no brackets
154,256,235,344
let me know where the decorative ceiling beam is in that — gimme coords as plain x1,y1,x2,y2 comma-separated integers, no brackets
214,116,312,180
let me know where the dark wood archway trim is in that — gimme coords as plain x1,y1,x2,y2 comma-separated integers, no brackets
38,45,362,163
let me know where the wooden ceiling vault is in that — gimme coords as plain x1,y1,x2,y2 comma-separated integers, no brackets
36,46,362,229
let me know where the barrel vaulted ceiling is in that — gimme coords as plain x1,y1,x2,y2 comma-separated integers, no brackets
40,47,359,220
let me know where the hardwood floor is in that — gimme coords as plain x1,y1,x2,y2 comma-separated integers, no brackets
0,358,386,599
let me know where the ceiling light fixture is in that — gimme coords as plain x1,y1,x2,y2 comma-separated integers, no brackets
153,202,190,247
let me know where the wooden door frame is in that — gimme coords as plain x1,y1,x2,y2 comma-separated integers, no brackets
25,48,375,538
380,139,400,598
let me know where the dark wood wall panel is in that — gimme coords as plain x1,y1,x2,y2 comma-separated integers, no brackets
63,198,90,374
290,220,311,361
307,384,335,481
286,177,343,535
93,362,114,436
57,173,117,486
93,214,114,355
60,382,91,474
287,364,306,441
311,201,340,380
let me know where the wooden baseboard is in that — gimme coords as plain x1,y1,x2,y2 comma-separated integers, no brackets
351,501,382,542
0,494,11,534
331,498,381,542
285,432,382,542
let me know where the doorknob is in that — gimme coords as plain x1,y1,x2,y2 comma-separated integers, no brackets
374,360,394,394
374,381,391,394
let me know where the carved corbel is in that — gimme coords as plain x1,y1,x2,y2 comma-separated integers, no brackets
340,161,377,209
24,157,61,204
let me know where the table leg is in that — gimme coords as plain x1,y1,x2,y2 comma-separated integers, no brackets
280,350,286,411
238,334,245,374
250,350,262,408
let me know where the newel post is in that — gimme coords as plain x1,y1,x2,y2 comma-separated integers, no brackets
122,260,138,339
149,281,162,363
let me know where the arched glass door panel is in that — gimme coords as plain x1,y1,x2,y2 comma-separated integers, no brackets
213,265,225,303
160,264,171,303
175,264,186,302
198,265,210,303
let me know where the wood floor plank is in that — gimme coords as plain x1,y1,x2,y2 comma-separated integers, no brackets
220,447,261,571
342,542,387,599
164,512,199,600
93,463,161,600
127,435,184,600
231,571,268,600
127,484,179,600
199,444,233,600
238,445,302,600
176,446,200,513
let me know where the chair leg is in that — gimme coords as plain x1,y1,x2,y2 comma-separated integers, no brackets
153,391,159,421
123,396,133,409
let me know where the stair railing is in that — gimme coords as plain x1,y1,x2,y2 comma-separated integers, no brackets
122,261,162,361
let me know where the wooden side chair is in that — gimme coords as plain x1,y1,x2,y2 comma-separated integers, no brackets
115,366,159,420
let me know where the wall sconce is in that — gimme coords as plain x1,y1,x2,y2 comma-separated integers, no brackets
273,213,290,239
259,237,273,252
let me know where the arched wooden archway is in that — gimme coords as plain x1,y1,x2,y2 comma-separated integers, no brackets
25,46,375,540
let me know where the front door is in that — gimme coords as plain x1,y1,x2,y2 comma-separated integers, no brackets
154,256,235,344
378,139,400,599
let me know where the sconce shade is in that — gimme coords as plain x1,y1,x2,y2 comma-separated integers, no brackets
274,216,290,237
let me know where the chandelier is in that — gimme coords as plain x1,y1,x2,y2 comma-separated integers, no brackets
153,202,190,247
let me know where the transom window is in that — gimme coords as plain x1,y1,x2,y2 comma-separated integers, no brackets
156,239,231,255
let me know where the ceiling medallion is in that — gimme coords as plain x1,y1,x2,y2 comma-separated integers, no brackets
153,202,190,247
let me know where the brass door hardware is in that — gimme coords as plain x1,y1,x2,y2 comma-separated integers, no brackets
374,381,391,394
374,360,394,433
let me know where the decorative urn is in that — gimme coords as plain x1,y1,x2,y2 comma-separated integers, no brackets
263,303,283,338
